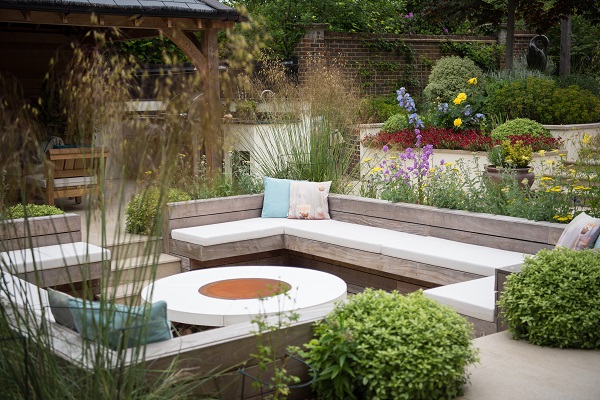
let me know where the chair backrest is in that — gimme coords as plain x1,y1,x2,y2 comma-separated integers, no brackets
46,147,109,179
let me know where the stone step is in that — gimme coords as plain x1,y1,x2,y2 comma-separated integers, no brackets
105,253,181,287
105,235,163,261
106,280,153,306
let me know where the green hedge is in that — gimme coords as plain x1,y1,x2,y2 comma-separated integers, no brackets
486,77,600,124
1,204,64,220
499,248,600,349
125,188,191,236
423,56,484,104
303,289,479,400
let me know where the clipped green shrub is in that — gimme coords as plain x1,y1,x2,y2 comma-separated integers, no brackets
2,204,64,220
125,188,191,235
486,77,600,124
303,289,479,400
499,248,600,349
381,112,410,133
358,94,403,123
491,118,551,140
423,56,484,104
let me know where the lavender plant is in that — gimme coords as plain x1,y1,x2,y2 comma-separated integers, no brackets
365,87,433,204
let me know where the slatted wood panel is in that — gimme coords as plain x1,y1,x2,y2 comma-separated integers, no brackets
0,214,81,251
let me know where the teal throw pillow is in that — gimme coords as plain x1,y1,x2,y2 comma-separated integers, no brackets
594,235,600,249
68,298,172,349
262,177,291,218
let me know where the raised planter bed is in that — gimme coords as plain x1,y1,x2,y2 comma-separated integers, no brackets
544,122,600,162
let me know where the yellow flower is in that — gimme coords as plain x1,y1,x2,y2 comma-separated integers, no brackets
145,170,152,175
390,156,397,159
444,162,453,167
568,169,576,174
364,158,372,163
468,77,477,85
540,176,553,181
372,167,383,172
538,150,546,156
550,186,562,192
501,187,509,192
559,153,566,157
453,118,462,127
582,133,592,144
453,92,467,105
554,216,569,222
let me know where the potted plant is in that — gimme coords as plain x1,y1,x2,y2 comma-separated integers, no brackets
485,140,534,188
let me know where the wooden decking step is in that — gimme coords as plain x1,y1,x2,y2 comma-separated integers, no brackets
106,253,181,286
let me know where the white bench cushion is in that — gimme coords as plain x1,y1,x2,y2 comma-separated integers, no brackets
26,174,98,189
283,219,413,253
0,272,53,321
380,236,526,276
423,276,495,322
171,218,286,246
1,242,110,274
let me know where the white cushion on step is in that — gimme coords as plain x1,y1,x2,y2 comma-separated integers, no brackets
380,236,526,276
423,276,496,322
171,218,286,246
1,242,110,274
0,271,53,321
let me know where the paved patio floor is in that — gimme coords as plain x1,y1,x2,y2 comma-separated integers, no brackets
459,331,600,400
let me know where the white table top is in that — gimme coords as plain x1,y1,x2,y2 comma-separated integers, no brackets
140,266,347,326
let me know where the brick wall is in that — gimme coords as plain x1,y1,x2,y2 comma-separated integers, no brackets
297,25,534,99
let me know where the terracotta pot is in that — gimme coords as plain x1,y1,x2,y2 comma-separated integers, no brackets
483,165,535,189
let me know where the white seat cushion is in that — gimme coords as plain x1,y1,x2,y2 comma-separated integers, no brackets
1,242,110,274
283,219,413,253
0,271,54,321
171,218,286,246
423,276,495,322
26,174,97,189
380,236,526,276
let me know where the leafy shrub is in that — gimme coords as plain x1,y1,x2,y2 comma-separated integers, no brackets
441,41,504,72
125,188,191,235
499,248,600,349
487,140,533,168
381,112,409,132
423,56,484,104
555,73,600,98
486,77,600,124
358,94,403,123
491,118,551,140
303,289,478,400
1,204,64,220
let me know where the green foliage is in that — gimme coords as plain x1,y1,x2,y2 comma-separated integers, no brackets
547,15,600,76
555,73,600,98
125,188,191,236
381,112,410,132
358,93,403,123
110,37,188,64
1,204,64,220
423,56,484,104
499,248,600,349
485,77,600,125
491,118,550,141
488,140,533,169
440,41,504,72
303,289,479,400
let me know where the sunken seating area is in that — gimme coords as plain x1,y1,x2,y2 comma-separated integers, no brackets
163,193,566,335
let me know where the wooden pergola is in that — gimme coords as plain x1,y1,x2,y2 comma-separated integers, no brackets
0,0,242,171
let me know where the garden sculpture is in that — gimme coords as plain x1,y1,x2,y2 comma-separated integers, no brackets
526,35,549,72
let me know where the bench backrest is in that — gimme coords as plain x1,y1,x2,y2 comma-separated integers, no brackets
0,214,82,252
46,147,109,180
164,194,565,254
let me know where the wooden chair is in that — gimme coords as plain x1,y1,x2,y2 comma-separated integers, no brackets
26,147,109,206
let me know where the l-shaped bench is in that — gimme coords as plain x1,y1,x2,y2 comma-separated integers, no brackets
163,193,565,335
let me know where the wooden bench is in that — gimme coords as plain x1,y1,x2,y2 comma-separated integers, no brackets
26,147,108,206
0,213,110,296
162,194,565,335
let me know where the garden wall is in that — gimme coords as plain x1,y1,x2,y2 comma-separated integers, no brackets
297,25,534,98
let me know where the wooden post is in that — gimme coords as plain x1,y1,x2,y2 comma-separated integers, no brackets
560,16,572,77
161,27,223,175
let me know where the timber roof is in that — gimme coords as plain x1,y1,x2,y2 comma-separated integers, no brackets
0,0,241,21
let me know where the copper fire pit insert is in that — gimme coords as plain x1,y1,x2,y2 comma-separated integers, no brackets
198,278,292,300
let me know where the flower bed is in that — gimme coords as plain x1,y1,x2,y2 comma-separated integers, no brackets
362,127,563,152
